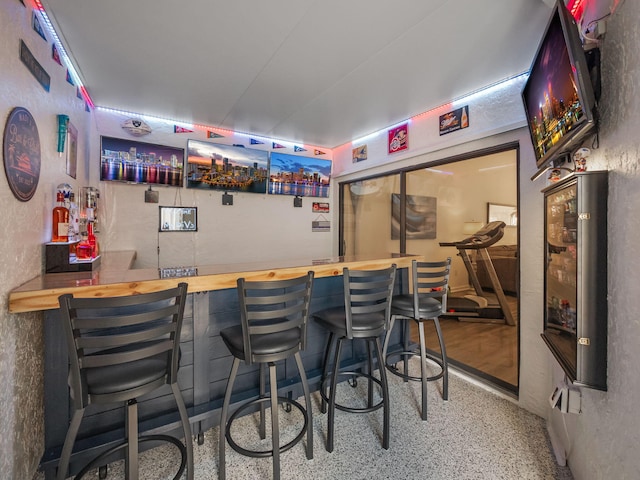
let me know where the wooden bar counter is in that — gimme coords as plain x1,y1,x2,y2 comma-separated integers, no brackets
9,251,419,313
14,251,419,479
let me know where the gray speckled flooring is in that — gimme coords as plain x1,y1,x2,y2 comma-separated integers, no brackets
47,359,573,480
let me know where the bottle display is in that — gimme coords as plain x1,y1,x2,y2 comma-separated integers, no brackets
52,192,70,242
68,192,79,243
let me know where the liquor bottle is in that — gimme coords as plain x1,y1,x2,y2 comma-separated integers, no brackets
68,192,79,242
52,192,69,242
461,106,469,128
87,221,98,258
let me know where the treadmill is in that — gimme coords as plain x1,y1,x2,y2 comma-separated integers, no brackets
439,221,515,326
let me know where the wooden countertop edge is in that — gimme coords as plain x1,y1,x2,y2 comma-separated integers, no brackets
9,254,420,313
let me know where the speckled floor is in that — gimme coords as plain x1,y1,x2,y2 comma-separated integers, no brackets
47,359,573,480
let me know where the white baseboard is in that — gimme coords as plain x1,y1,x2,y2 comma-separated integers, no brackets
546,418,567,466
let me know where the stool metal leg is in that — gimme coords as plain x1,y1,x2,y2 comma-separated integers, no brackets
433,317,449,400
402,318,410,382
219,357,240,480
374,336,390,449
268,363,280,480
417,320,429,421
56,408,85,480
260,363,267,439
320,332,335,414
125,399,139,480
381,316,395,364
366,339,374,408
294,352,313,460
171,382,194,480
326,337,343,453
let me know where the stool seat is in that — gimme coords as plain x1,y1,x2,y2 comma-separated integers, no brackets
383,259,451,421
313,265,396,453
314,307,386,337
390,294,443,318
56,283,193,480
85,356,167,396
221,323,301,360
218,273,315,480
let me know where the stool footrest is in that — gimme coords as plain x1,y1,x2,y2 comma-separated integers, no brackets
226,395,310,458
74,434,187,480
385,350,445,382
320,370,385,414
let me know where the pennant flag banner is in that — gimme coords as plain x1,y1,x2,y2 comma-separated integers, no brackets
250,138,264,145
272,142,285,149
52,44,62,65
76,87,83,99
208,131,224,139
174,125,193,133
294,146,307,152
32,12,47,41
314,149,326,156
66,70,74,86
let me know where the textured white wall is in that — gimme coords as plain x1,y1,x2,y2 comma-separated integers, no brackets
547,1,640,478
0,0,92,477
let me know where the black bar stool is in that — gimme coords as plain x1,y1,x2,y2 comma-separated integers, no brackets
218,272,315,480
56,283,194,480
382,258,451,420
313,265,396,452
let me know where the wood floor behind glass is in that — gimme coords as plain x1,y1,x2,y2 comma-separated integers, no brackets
413,296,518,388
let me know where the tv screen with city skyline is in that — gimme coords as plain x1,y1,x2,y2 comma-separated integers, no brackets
268,152,331,198
186,140,268,193
522,1,596,169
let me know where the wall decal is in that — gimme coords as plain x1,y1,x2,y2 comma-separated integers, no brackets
121,118,152,136
388,123,408,154
19,39,50,91
439,105,469,135
352,145,367,162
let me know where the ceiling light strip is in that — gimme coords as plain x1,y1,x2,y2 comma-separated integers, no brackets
33,0,94,108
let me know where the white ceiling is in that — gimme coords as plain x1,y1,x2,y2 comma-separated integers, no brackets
41,0,552,148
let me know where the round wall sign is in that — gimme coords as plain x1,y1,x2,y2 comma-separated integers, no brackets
3,107,41,202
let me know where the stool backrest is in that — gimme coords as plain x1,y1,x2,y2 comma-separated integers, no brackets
237,272,315,365
58,283,188,408
343,265,397,339
412,258,452,315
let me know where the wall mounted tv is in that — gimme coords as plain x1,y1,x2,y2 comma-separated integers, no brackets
100,136,184,187
522,0,597,170
186,140,268,193
268,152,331,198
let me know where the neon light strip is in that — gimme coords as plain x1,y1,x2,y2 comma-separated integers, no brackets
33,1,94,107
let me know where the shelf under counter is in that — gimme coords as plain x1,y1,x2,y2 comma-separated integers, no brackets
8,252,421,313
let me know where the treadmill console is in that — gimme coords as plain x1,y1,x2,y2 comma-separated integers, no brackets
439,221,505,249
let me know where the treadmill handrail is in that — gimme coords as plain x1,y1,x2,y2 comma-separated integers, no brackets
439,221,506,249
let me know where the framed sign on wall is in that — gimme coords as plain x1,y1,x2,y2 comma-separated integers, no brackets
3,107,41,202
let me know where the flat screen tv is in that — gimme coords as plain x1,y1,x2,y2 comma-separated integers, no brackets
268,152,331,198
100,136,185,187
522,0,597,169
186,140,268,193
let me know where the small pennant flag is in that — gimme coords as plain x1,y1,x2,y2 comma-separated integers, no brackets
76,87,83,99
66,69,74,86
208,131,224,139
294,146,307,152
250,138,264,145
314,149,326,156
174,125,194,133
272,142,285,149
52,44,62,65
32,12,47,41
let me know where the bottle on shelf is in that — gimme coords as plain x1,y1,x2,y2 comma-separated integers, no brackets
52,192,69,242
68,192,79,243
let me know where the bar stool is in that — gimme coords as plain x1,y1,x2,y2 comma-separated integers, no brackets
56,282,193,480
313,265,396,452
218,272,315,480
382,258,451,420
